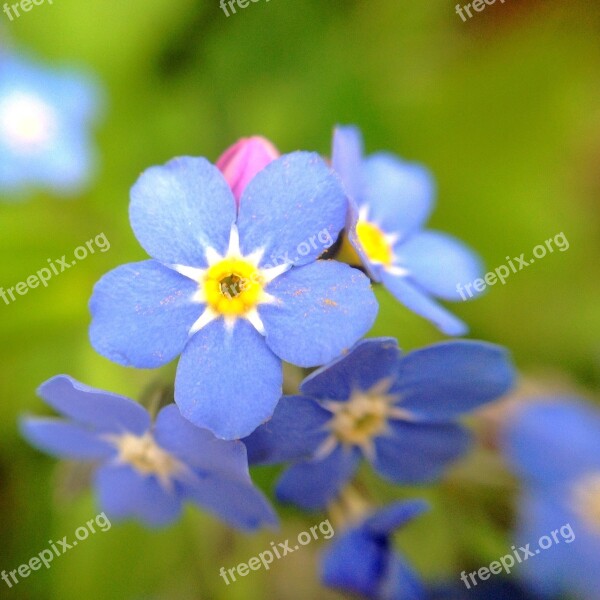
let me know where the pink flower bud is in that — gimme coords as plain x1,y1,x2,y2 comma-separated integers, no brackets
216,136,280,204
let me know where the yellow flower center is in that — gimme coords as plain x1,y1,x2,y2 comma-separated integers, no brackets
572,472,600,534
203,258,264,316
323,379,410,456
356,220,393,266
110,432,183,484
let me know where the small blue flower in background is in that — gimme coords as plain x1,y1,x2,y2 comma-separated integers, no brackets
0,53,101,197
331,125,483,336
321,499,428,600
21,375,278,529
89,153,378,440
503,399,600,600
245,338,515,510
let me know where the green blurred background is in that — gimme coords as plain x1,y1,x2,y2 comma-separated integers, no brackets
1,0,599,598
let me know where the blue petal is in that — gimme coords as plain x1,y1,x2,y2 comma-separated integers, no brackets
396,230,483,301
37,375,150,435
21,418,115,460
372,422,471,483
89,260,201,369
504,399,600,487
396,341,515,420
237,152,347,267
332,125,365,201
181,474,278,532
95,464,182,527
300,337,401,402
129,157,236,267
154,405,251,480
381,271,468,336
261,261,378,367
361,153,435,239
320,528,386,598
364,500,430,537
243,395,330,465
378,553,427,600
276,446,360,510
175,319,282,440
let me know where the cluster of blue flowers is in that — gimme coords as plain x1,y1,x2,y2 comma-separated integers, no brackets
18,103,600,598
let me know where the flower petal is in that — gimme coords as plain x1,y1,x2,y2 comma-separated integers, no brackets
129,157,236,267
320,528,386,598
21,417,115,460
89,260,201,369
372,422,471,483
154,405,251,481
175,319,282,440
364,500,430,536
181,474,278,531
362,153,434,239
300,337,401,401
237,152,347,267
95,464,182,527
396,341,516,420
503,399,600,487
381,271,468,336
396,230,483,301
261,261,378,367
243,395,330,465
332,125,365,201
36,375,150,434
275,446,360,510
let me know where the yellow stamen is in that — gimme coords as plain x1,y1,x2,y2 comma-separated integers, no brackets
203,258,264,316
356,220,393,266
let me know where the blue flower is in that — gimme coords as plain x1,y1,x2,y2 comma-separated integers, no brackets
503,399,600,600
245,338,515,510
0,53,101,197
321,500,428,600
331,126,483,336
89,153,378,440
21,375,278,529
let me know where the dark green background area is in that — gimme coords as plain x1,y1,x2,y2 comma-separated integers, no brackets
0,1,598,598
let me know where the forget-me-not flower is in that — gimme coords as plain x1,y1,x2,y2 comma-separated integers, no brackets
22,375,278,529
89,153,378,440
332,125,483,336
321,499,428,600
245,337,515,510
0,53,101,197
503,399,600,600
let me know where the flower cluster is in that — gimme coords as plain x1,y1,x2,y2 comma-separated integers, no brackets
22,128,600,599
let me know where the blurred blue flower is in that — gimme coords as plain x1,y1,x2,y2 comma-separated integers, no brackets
332,125,483,336
89,153,378,440
503,399,600,600
21,375,278,529
245,338,515,510
321,499,428,600
0,53,101,197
